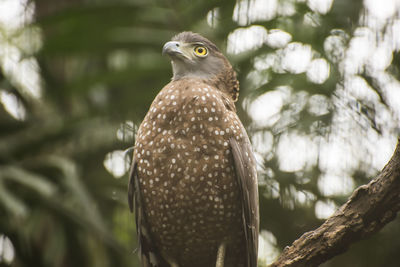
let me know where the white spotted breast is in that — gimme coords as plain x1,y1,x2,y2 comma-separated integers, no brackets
134,78,246,266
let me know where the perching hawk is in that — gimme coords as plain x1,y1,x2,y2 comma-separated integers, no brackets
128,31,259,267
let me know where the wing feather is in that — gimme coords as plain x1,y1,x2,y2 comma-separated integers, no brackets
230,134,259,267
128,156,168,267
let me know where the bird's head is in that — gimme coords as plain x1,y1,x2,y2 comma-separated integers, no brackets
162,31,239,101
163,32,228,80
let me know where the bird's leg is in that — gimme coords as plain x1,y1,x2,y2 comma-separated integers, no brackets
215,242,226,267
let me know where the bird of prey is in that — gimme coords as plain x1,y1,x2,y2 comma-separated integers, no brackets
128,31,259,267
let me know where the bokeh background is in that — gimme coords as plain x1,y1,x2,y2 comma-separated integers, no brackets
0,0,399,266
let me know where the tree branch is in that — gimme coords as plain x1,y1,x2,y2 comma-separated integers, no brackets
270,138,400,267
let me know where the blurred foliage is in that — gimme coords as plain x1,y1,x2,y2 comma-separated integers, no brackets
0,0,399,267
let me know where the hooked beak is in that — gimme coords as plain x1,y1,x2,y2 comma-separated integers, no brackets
162,41,182,56
162,41,193,62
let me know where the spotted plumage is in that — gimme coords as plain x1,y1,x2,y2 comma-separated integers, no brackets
128,32,258,267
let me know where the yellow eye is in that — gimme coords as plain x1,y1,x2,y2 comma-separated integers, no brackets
194,46,208,57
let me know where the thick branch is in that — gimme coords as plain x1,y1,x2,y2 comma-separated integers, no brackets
270,139,400,267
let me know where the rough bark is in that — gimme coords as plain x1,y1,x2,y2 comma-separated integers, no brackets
270,138,400,267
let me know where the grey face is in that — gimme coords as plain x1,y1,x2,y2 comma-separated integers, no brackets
162,36,225,80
